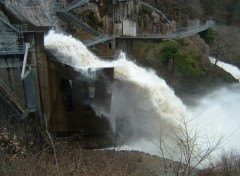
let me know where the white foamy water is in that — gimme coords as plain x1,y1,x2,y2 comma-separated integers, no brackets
44,30,240,162
190,84,240,150
204,57,240,149
44,30,187,157
209,56,240,81
44,30,186,121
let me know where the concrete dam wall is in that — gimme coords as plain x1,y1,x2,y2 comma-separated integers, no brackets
0,1,114,147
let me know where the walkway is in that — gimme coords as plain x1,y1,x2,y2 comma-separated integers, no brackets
58,0,215,46
117,21,215,40
83,35,114,47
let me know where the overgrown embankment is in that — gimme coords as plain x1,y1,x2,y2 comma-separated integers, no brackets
131,36,237,98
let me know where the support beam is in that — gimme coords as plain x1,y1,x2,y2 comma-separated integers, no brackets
21,43,31,80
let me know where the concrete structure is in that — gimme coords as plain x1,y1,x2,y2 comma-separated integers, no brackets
47,59,113,136
0,1,114,145
0,0,215,141
122,19,136,36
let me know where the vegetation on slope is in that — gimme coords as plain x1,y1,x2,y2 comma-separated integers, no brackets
199,28,217,45
131,36,237,96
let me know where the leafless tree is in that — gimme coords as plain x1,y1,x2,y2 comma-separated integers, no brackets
111,114,134,149
154,115,224,176
214,149,240,176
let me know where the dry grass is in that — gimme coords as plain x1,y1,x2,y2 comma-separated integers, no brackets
1,142,162,176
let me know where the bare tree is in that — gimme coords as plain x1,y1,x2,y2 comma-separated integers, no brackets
215,150,240,176
111,114,134,149
155,115,224,176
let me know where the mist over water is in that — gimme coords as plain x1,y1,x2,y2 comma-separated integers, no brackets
44,30,240,158
190,84,240,149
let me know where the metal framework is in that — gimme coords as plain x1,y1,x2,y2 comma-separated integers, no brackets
65,0,89,12
57,11,100,36
57,0,115,46
0,16,27,55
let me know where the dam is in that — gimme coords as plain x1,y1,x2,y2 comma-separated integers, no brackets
0,0,214,146
0,0,114,147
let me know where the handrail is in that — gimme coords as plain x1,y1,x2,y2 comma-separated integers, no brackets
84,35,113,46
118,23,215,39
0,40,25,55
57,11,100,36
0,18,20,33
0,79,12,92
65,0,89,12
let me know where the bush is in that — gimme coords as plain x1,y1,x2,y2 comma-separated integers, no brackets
133,40,206,79
199,150,240,176
160,41,179,63
175,49,205,79
200,28,216,44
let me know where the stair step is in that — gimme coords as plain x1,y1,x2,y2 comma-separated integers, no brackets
58,11,100,36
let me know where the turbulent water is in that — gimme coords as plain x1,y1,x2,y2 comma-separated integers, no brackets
44,30,240,159
44,30,186,120
191,84,240,149
209,56,240,81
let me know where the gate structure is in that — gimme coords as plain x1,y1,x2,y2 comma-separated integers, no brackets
0,1,114,146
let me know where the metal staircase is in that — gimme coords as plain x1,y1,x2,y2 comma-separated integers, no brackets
57,11,100,36
65,0,89,12
57,0,114,46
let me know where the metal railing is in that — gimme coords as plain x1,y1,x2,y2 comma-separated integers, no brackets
0,18,20,33
57,11,100,36
119,21,216,39
12,24,28,32
0,79,11,92
0,42,25,55
56,0,115,46
84,35,114,47
0,16,28,55
65,0,89,12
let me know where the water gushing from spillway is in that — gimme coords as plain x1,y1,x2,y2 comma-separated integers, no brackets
209,56,240,81
44,30,240,160
44,30,187,121
44,30,188,156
